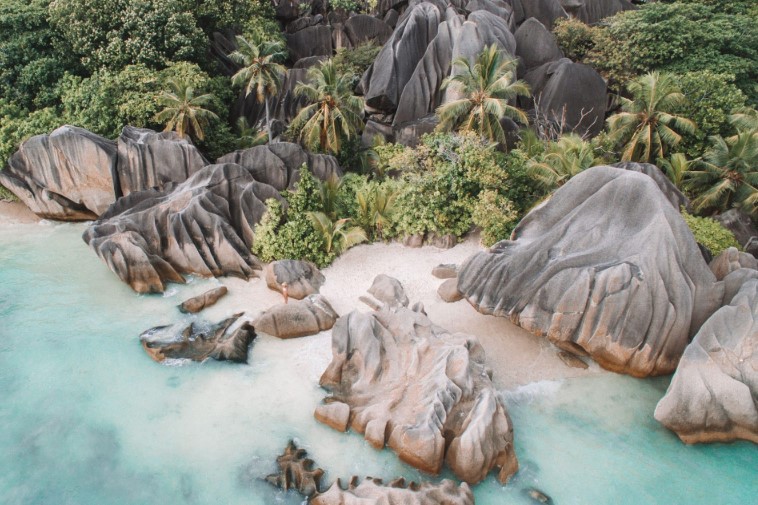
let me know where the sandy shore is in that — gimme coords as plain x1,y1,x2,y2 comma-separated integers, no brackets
0,200,41,224
213,235,604,391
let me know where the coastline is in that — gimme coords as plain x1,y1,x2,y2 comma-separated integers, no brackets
0,200,41,225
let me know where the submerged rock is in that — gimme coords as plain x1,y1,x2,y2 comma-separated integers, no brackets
254,294,338,339
655,279,758,444
0,125,117,220
140,313,255,363
264,260,325,300
178,286,229,314
316,282,518,484
312,476,474,505
265,441,325,497
83,163,283,293
458,166,723,377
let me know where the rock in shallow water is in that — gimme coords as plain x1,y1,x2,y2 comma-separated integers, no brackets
312,476,474,505
178,286,229,314
140,313,255,363
654,278,758,444
458,166,723,377
265,441,324,497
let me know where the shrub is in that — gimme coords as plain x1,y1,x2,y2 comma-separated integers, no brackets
553,18,596,62
472,190,519,247
333,42,381,83
682,211,741,255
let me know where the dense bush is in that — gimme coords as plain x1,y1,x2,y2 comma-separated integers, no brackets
682,211,741,255
553,18,596,62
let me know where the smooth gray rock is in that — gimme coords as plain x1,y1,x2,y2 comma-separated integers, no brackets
293,55,329,68
514,0,566,29
179,286,229,314
394,115,439,147
457,166,723,377
467,0,515,30
254,294,338,339
433,264,458,279
515,18,562,71
368,274,409,307
265,259,325,299
655,279,758,444
0,125,117,220
286,25,333,63
140,313,255,363
84,164,283,293
344,15,393,46
563,0,635,24
117,126,208,197
714,209,758,252
611,162,690,212
710,247,758,281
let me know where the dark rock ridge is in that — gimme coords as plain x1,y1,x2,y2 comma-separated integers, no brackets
117,126,208,197
264,259,325,299
254,294,338,339
265,441,324,497
140,313,255,363
458,166,723,377
312,476,474,505
178,286,229,314
286,25,333,63
654,278,758,444
83,163,283,293
0,125,117,220
216,142,341,191
316,277,518,484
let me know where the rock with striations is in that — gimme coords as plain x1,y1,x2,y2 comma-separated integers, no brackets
140,313,255,363
513,0,566,30
458,166,724,377
254,294,338,339
438,278,464,302
0,125,117,220
286,25,333,63
367,274,410,308
562,0,635,24
654,278,758,444
312,477,474,505
714,209,758,253
178,286,229,314
525,58,606,137
83,163,283,293
116,126,208,197
611,162,690,211
467,0,515,30
364,2,444,112
709,247,758,281
515,18,563,72
264,259,325,300
344,14,393,46
316,300,518,484
265,441,325,497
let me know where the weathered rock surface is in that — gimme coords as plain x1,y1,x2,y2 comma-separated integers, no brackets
264,259,325,300
467,0,515,30
433,263,458,279
178,286,229,314
515,0,567,30
236,68,310,128
394,115,440,147
217,142,341,191
611,161,690,212
515,18,562,71
140,313,255,363
286,25,333,63
367,274,410,307
0,125,117,220
563,0,635,24
344,15,393,46
84,163,283,293
438,278,464,302
265,441,325,497
316,291,518,484
714,209,758,253
312,477,474,505
458,166,723,377
254,294,338,339
655,279,758,444
709,247,758,281
116,126,208,197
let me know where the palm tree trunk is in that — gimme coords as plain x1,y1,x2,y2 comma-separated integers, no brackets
265,98,272,143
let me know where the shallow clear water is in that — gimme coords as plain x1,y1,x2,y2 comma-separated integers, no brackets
1,222,755,505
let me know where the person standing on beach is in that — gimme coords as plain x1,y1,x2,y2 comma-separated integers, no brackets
281,282,289,304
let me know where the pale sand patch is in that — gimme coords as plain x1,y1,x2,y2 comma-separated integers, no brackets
211,235,605,391
0,200,40,224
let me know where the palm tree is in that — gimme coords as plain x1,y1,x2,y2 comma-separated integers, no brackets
658,153,693,190
307,211,368,255
317,174,342,220
154,79,219,141
291,59,364,154
236,117,268,148
606,72,696,163
356,185,397,239
687,130,758,216
229,35,287,142
527,134,599,190
436,44,530,144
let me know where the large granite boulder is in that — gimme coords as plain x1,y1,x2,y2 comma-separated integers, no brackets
83,163,283,293
286,25,333,63
458,166,724,377
178,286,229,314
0,125,117,220
116,126,208,197
611,161,690,212
514,0,567,30
254,294,338,339
265,441,325,497
316,292,518,484
714,209,758,253
140,313,255,363
709,247,758,281
313,477,474,505
344,14,393,46
264,259,325,299
561,0,635,24
515,18,563,72
467,0,515,30
217,142,341,191
654,279,758,444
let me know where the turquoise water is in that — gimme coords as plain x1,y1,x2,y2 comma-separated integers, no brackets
1,222,755,505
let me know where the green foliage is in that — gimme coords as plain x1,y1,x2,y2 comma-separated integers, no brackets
195,0,279,38
682,211,741,255
154,78,219,141
307,211,368,254
436,44,530,144
0,102,63,169
585,2,757,101
333,42,381,82
527,134,600,190
553,17,596,62
0,184,18,202
329,0,360,12
658,153,693,190
230,35,287,103
472,189,519,247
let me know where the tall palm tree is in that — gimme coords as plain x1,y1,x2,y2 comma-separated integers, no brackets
436,44,530,144
527,134,599,190
658,153,693,190
229,35,287,142
356,185,397,239
154,79,219,141
606,72,696,163
236,117,268,148
307,211,368,255
291,59,364,154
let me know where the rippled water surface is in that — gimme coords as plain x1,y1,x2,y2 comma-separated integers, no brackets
1,223,755,505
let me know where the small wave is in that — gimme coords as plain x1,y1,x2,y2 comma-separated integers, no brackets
162,286,179,298
162,358,192,367
502,380,563,405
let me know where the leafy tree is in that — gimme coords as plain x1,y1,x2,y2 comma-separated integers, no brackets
229,35,287,142
552,17,596,61
0,101,63,169
606,72,696,163
682,211,741,256
436,44,530,144
307,212,367,255
472,189,519,247
291,60,364,154
527,134,599,190
235,117,268,149
154,79,219,141
658,153,694,190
